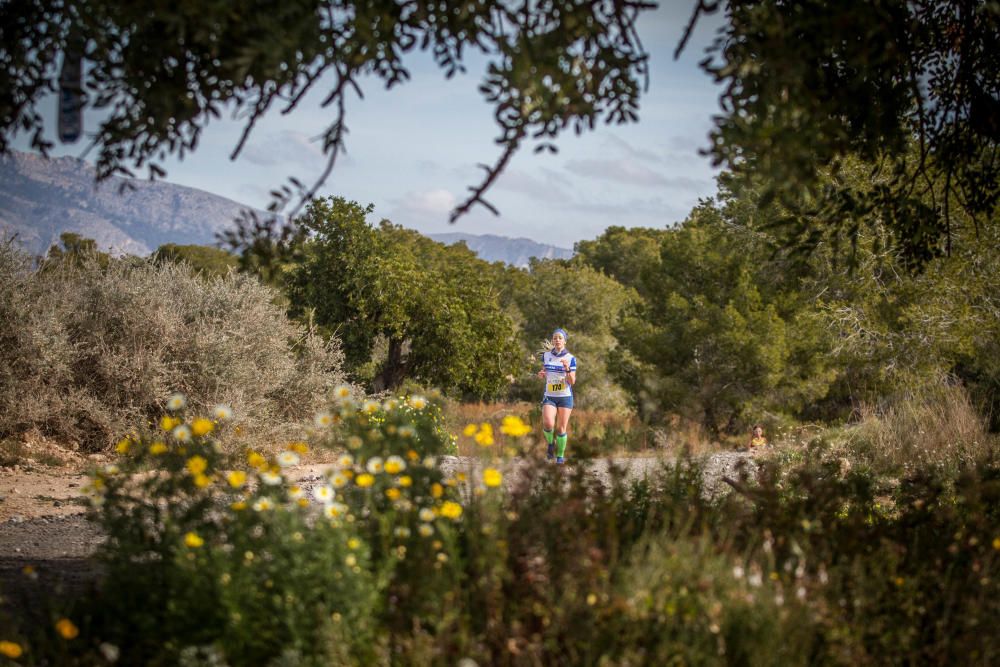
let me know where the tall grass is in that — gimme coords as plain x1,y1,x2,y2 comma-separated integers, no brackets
846,382,993,471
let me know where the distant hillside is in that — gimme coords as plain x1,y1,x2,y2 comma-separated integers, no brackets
1,150,574,266
428,232,573,268
0,151,259,257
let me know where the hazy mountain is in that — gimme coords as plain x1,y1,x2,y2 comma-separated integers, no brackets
1,150,574,266
428,232,573,268
0,151,259,257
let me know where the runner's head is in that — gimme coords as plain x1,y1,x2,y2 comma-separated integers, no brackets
551,328,568,350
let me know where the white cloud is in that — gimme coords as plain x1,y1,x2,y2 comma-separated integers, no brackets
393,188,458,217
240,130,327,170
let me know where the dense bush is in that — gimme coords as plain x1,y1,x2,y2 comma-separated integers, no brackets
0,242,347,451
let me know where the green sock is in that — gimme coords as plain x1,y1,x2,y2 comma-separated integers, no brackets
543,429,554,445
555,432,567,457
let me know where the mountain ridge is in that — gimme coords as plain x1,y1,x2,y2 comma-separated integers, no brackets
0,150,573,266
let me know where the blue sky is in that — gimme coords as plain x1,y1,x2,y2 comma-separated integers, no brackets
15,3,724,248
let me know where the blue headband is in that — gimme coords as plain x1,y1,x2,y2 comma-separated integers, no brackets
552,328,568,341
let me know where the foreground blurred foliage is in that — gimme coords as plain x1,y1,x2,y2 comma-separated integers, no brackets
2,393,998,665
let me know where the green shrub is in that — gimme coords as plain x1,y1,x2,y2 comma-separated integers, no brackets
0,243,347,452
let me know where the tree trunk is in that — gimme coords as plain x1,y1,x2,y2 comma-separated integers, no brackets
373,337,408,392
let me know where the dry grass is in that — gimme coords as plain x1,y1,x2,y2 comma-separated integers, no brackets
845,382,994,470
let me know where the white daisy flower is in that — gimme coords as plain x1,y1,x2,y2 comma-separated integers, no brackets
394,526,411,538
346,436,363,450
384,455,406,474
324,502,348,519
252,498,273,512
334,384,352,399
382,399,399,411
172,425,192,442
166,393,186,412
212,404,233,421
408,395,427,410
314,411,334,428
418,524,434,537
398,425,415,438
103,464,120,475
362,400,380,414
366,457,384,474
277,451,300,467
313,485,335,503
259,471,283,486
288,486,305,500
422,456,437,468
337,454,354,468
419,508,436,523
330,473,348,488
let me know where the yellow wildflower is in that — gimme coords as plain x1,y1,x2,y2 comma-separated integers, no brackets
384,455,406,474
406,449,419,461
440,501,463,520
397,475,412,487
55,618,79,639
500,415,532,437
149,441,168,455
191,418,214,437
186,455,208,476
115,438,131,454
462,423,478,436
355,473,375,488
226,471,247,489
160,415,180,432
993,537,1000,551
345,554,357,567
247,451,268,470
474,424,495,446
288,441,309,454
431,483,443,499
483,468,503,487
0,641,23,658
348,538,361,550
385,488,401,501
193,473,211,488
231,500,247,511
184,532,204,548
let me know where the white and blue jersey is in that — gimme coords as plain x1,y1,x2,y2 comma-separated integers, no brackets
542,349,577,398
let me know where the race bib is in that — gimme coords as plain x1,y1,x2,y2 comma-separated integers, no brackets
547,381,565,393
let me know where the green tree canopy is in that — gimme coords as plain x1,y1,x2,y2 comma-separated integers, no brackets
152,243,238,279
689,0,1000,266
286,196,520,398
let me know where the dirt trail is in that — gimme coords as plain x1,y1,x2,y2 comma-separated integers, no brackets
0,452,758,562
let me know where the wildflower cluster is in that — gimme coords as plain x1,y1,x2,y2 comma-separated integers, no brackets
312,391,481,554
